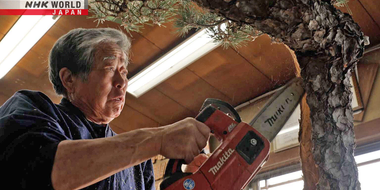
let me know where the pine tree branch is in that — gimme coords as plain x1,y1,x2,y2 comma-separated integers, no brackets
88,2,365,188
95,0,124,13
199,19,227,27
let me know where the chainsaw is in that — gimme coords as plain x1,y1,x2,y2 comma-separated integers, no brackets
160,77,304,190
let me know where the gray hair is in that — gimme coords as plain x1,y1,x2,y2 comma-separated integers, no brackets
48,28,131,97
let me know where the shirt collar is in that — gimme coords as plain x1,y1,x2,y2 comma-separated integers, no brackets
59,98,108,128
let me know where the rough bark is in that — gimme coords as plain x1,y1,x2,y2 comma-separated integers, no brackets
297,52,360,190
191,0,365,189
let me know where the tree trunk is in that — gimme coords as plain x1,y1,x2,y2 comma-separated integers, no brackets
297,53,360,189
191,0,365,189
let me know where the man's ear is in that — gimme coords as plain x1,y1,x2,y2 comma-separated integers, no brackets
59,68,76,93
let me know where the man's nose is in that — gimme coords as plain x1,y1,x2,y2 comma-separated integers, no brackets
114,71,128,89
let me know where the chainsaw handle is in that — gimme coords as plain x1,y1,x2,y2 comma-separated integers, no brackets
195,104,217,123
161,106,217,190
200,98,241,123
198,105,239,142
163,106,216,177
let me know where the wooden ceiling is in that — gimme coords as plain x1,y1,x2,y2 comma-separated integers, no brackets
0,0,379,133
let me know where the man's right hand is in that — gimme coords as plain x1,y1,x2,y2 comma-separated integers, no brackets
52,117,209,190
159,118,210,164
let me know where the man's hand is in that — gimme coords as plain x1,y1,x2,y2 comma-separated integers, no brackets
159,118,210,164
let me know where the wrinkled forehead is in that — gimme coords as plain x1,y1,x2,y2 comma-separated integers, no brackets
94,42,128,67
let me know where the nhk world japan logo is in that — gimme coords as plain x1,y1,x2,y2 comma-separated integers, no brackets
0,0,88,15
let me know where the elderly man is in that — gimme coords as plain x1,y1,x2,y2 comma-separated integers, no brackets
0,28,210,189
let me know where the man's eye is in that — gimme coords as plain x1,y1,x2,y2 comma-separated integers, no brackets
106,67,115,72
121,72,129,79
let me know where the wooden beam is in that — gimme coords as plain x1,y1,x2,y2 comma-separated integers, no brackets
126,89,195,126
187,47,275,106
354,62,379,121
235,34,296,86
358,0,380,30
155,68,233,113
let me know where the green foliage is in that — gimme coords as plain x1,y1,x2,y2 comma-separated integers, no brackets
333,0,349,7
89,0,178,34
89,0,354,48
332,0,352,15
207,23,263,49
174,1,222,36
89,0,261,49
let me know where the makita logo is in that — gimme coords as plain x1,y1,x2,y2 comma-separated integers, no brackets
208,148,234,175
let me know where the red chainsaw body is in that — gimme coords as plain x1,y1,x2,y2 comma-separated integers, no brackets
161,108,270,190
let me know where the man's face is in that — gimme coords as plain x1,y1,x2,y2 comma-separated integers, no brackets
71,42,128,124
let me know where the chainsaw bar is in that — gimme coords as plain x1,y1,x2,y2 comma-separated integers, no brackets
249,77,304,142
